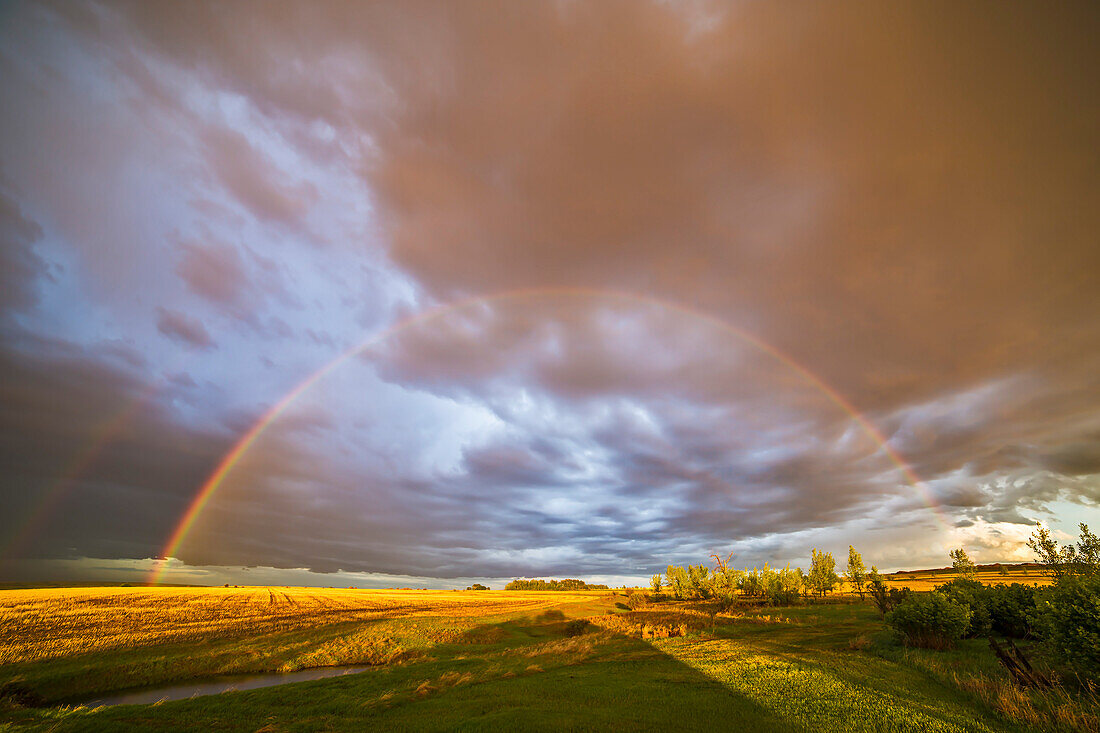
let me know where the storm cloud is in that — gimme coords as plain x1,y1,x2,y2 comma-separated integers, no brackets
0,1,1097,585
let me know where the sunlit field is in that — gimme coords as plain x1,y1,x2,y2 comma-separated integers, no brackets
0,587,596,701
0,586,594,663
879,566,1052,593
1,580,1092,732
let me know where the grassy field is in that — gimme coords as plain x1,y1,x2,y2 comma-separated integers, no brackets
0,583,1089,732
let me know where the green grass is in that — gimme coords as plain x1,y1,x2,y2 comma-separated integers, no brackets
0,593,1071,731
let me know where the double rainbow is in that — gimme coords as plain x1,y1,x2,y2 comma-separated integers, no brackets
149,288,946,584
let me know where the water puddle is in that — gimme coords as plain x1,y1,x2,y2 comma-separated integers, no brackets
76,666,371,708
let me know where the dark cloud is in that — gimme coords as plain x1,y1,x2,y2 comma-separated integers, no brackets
0,338,232,565
312,1,1100,402
100,0,1099,407
1038,436,1100,477
155,307,215,350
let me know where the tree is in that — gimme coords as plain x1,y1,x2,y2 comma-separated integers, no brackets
807,548,839,597
950,548,976,579
867,566,888,616
1028,522,1100,579
867,565,911,618
687,564,713,599
1029,523,1100,676
709,556,740,601
666,565,688,600
766,565,803,606
846,545,868,600
650,573,663,596
740,567,763,598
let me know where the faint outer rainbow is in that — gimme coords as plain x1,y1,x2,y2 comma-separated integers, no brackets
0,382,158,563
149,287,948,584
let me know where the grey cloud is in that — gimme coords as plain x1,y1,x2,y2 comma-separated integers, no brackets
93,339,148,370
203,125,317,225
0,191,48,316
1037,438,1100,477
0,337,234,566
175,240,249,306
155,307,215,350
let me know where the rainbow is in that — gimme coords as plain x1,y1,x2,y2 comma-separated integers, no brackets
0,389,154,563
148,287,947,584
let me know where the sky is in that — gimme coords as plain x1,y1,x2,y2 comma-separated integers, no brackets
0,1,1098,589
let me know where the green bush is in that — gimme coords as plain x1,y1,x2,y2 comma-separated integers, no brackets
987,583,1037,638
886,592,971,650
936,577,991,637
868,578,911,618
1036,574,1100,677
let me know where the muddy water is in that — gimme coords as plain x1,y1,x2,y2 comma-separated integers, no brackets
76,666,371,708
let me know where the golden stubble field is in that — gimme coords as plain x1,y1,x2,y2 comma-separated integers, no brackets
2,578,1090,733
0,586,598,666
878,567,1052,592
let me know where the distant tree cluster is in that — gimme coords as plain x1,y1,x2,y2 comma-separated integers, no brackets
465,583,490,591
504,578,609,591
654,547,855,604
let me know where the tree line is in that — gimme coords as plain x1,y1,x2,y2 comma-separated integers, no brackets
652,545,875,604
504,578,610,591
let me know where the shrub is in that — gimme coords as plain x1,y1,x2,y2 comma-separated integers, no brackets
563,619,590,637
987,583,1037,638
1036,573,1100,677
936,575,1037,640
886,592,971,649
868,571,911,618
937,577,991,637
1028,523,1100,676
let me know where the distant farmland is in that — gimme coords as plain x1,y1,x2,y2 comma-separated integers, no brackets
878,563,1052,592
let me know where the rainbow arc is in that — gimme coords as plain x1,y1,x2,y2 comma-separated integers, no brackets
149,288,947,584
